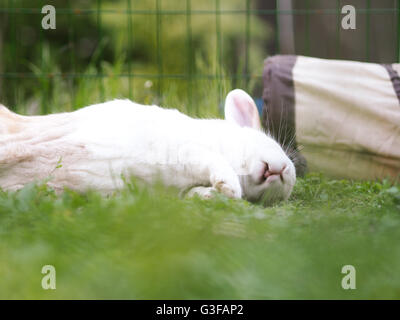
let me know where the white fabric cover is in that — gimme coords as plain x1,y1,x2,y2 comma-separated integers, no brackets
293,56,400,180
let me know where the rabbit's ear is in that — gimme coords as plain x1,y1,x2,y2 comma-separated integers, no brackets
224,89,261,130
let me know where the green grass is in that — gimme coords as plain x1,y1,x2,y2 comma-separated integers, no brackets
0,174,399,299
3,0,398,301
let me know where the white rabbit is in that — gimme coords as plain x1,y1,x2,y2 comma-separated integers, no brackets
0,89,296,204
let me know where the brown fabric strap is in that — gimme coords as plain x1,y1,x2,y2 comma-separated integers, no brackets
262,55,297,146
382,64,400,105
262,55,307,176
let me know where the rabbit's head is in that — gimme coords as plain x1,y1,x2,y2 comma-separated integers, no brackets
224,89,296,204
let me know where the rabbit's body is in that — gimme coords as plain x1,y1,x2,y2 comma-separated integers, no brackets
0,89,296,204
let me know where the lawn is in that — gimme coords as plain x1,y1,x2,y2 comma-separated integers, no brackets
0,174,399,299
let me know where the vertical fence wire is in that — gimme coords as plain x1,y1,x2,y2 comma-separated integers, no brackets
9,0,17,109
13,0,18,108
336,0,341,59
215,0,222,106
186,0,193,112
156,0,163,101
244,0,251,89
397,0,400,62
97,0,105,101
305,0,310,56
68,0,76,110
39,4,48,114
366,0,371,62
127,0,133,99
275,0,280,54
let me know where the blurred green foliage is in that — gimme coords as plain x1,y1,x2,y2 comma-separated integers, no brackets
0,174,399,299
0,0,271,115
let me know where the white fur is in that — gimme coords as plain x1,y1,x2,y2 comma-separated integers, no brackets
0,89,296,203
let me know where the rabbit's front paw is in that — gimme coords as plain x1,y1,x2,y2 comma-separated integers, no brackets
211,172,242,199
186,186,217,199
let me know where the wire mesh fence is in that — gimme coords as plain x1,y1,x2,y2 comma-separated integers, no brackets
0,0,399,115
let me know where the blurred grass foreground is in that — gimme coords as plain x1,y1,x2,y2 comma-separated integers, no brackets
0,175,399,299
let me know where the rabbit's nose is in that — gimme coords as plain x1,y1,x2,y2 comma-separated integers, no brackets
264,164,286,182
